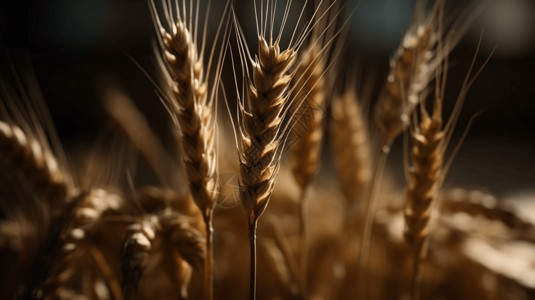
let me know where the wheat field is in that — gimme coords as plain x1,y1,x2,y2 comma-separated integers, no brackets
1,0,535,299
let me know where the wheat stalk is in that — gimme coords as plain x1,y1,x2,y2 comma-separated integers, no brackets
239,36,296,300
229,0,344,296
149,1,229,298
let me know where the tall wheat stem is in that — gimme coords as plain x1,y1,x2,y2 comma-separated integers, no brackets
248,219,259,300
355,136,390,299
298,188,309,293
237,36,297,300
204,211,214,300
149,2,227,298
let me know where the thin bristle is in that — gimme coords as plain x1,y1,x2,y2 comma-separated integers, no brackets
103,85,181,190
331,89,372,206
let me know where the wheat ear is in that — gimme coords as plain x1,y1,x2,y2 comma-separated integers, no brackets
404,23,495,300
122,210,205,299
151,2,218,218
289,44,326,293
357,2,445,292
374,0,443,144
122,215,158,299
331,88,372,206
0,121,70,213
290,46,326,191
149,2,226,298
42,189,124,299
404,97,445,300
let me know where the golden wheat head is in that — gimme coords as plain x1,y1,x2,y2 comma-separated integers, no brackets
239,37,297,225
149,0,222,220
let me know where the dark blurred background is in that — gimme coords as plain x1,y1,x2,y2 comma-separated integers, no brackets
1,0,534,195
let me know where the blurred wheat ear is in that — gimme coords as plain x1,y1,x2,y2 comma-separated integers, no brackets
330,89,372,209
290,44,327,294
404,14,496,297
0,122,70,210
357,1,456,292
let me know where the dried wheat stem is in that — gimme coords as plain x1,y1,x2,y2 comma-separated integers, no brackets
152,4,219,298
297,188,309,293
88,247,122,300
248,219,259,300
0,121,70,213
239,37,297,300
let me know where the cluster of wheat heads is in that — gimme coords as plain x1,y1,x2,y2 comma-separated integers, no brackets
1,0,535,299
